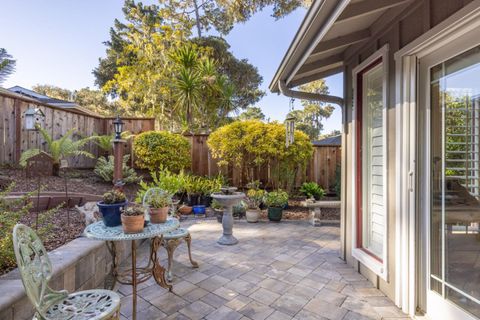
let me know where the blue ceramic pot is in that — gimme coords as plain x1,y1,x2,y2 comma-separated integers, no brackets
97,201,127,227
267,207,283,222
193,205,206,215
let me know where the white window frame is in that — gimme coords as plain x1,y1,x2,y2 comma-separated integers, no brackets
351,44,389,281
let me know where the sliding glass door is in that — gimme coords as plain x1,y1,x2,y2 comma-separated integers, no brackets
424,43,480,319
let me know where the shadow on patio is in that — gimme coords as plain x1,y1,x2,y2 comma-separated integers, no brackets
118,220,409,320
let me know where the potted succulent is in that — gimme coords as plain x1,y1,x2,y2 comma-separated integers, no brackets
246,189,265,223
300,182,325,201
264,190,289,222
211,199,223,223
97,190,127,227
121,205,145,233
146,191,172,223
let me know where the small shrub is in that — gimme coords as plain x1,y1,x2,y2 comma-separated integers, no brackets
334,164,341,198
300,182,325,200
246,189,265,209
145,191,172,208
133,131,191,172
121,205,144,216
102,190,127,204
263,190,289,208
94,155,139,184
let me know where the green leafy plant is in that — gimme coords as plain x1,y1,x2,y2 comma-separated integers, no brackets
233,200,247,216
211,199,223,210
94,134,114,154
121,205,144,216
300,182,325,200
136,169,188,203
19,125,96,175
102,190,127,204
133,131,191,172
334,164,341,198
94,155,139,184
146,191,172,208
263,190,289,208
246,188,265,209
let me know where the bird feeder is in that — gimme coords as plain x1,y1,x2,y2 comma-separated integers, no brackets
24,107,45,131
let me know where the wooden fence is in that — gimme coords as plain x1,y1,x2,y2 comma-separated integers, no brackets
187,134,341,192
0,88,154,167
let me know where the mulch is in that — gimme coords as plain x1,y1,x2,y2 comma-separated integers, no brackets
1,168,143,201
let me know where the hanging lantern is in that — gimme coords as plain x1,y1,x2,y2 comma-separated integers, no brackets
285,99,295,147
24,107,45,131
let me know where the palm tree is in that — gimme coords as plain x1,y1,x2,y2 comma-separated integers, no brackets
20,125,96,175
0,48,16,85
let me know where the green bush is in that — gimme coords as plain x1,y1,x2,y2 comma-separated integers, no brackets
334,164,341,198
300,182,325,200
94,155,139,184
208,120,313,190
133,131,191,172
263,190,289,208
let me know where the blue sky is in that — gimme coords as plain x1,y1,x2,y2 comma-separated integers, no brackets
0,0,342,133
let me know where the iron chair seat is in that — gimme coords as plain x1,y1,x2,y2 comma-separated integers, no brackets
13,224,121,320
161,227,199,281
32,289,120,320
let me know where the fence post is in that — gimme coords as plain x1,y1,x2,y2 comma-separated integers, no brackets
14,98,21,163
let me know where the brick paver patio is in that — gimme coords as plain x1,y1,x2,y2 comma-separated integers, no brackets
118,220,409,320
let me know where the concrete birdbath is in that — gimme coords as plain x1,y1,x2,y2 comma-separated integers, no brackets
211,187,245,245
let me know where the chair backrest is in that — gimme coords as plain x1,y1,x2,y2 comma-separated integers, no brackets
12,224,64,316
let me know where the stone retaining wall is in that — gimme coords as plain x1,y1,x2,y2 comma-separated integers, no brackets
0,236,141,320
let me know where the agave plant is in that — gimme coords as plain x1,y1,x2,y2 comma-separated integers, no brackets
20,125,97,175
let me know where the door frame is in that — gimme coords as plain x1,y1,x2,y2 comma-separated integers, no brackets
394,0,480,316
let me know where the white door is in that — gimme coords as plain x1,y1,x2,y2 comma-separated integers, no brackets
419,26,480,320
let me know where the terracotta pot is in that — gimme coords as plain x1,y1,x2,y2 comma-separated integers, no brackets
150,207,169,223
121,214,145,233
179,205,192,215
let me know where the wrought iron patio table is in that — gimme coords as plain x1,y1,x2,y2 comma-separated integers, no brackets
84,217,180,320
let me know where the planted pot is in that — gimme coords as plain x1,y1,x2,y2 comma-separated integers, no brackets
188,193,200,206
179,205,192,215
200,195,212,207
150,207,169,223
246,209,260,223
267,207,283,222
193,205,206,216
97,201,127,227
121,213,145,233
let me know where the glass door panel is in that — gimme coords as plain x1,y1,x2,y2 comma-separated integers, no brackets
430,44,480,318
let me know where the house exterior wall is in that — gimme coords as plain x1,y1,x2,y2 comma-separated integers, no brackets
341,0,473,302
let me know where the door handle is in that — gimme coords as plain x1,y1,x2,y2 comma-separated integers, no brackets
408,171,414,192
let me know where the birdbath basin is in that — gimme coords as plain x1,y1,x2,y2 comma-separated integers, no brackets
212,187,245,245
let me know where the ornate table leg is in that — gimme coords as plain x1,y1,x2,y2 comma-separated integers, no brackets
165,238,181,281
185,234,199,268
131,241,137,320
106,241,119,290
150,236,172,291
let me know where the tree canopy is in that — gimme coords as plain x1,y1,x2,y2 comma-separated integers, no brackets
288,80,335,140
238,106,265,121
0,48,16,85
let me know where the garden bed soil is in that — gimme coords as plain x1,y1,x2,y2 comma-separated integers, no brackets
1,168,144,201
1,207,85,276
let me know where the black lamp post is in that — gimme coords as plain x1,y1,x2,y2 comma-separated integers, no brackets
113,115,124,140
113,115,125,190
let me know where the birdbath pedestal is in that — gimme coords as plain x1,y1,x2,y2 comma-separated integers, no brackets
211,187,245,245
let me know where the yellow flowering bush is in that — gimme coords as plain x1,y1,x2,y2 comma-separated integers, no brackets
133,131,191,172
208,120,313,189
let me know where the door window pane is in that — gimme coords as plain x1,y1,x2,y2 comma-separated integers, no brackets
430,44,480,317
362,63,384,259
